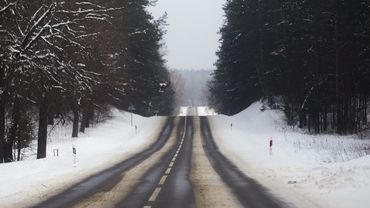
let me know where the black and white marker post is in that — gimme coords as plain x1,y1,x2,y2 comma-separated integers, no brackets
72,145,77,167
269,138,273,155
128,104,136,127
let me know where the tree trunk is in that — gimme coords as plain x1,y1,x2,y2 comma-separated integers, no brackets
17,145,21,161
37,96,49,159
80,107,87,133
308,105,312,132
0,99,5,163
72,99,80,138
323,106,328,132
81,101,94,132
354,97,358,132
335,2,342,134
315,105,320,133
4,138,12,162
72,109,79,138
363,95,367,126
298,111,305,128
332,105,336,131
5,100,21,162
16,103,24,162
87,103,94,128
4,142,13,162
48,104,54,125
343,96,349,133
256,0,266,97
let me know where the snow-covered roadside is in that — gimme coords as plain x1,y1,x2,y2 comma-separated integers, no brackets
210,102,370,208
0,109,164,208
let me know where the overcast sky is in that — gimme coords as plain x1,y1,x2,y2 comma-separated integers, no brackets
148,0,225,70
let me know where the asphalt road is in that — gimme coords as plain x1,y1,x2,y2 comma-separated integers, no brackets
32,116,289,208
118,117,195,208
32,117,175,208
200,117,286,208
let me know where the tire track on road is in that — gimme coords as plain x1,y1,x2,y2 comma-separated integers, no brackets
191,117,242,208
117,117,195,208
32,117,175,208
200,117,287,208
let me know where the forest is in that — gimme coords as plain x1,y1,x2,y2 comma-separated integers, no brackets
210,0,370,134
0,0,174,163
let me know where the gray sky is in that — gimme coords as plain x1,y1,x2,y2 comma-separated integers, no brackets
148,0,225,70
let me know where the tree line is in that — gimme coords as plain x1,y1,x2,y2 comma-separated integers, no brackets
210,0,370,134
0,0,174,163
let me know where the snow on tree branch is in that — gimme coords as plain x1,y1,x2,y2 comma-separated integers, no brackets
0,1,17,15
0,0,125,98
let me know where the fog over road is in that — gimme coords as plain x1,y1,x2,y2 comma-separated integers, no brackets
33,111,287,208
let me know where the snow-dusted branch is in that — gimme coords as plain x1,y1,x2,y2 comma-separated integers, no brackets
55,7,124,15
300,76,329,111
0,0,123,96
0,1,17,14
20,3,55,50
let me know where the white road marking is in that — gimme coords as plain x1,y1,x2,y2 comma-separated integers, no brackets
148,187,162,202
159,175,168,185
145,116,188,206
165,167,172,175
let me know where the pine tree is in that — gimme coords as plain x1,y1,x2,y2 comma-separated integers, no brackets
211,0,370,134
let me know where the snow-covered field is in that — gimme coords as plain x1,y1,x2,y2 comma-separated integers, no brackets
0,109,164,208
210,102,370,208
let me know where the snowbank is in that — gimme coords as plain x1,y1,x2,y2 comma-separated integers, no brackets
0,109,164,208
210,102,370,208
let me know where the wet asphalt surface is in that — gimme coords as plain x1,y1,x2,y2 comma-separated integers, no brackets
32,117,174,208
200,117,287,208
153,117,195,208
32,116,289,208
118,117,195,208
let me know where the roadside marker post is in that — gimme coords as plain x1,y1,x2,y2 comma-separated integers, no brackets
73,145,77,166
128,104,136,127
269,138,273,155
53,148,59,157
